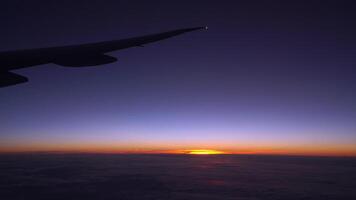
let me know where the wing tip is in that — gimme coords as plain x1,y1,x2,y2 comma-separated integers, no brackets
193,26,209,31
181,26,209,33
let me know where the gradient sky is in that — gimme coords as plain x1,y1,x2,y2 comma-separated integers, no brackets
1,0,356,155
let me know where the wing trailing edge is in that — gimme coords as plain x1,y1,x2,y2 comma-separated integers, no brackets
53,54,118,67
0,71,29,87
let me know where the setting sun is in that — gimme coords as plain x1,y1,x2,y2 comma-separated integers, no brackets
187,149,225,155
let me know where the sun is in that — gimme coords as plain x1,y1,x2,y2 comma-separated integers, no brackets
187,149,225,155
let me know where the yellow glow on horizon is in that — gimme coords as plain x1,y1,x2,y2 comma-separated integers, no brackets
187,149,226,155
1,140,356,157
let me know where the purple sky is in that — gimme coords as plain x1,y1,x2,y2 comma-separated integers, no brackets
1,0,356,154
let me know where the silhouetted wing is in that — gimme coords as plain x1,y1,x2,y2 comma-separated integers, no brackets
0,26,207,87
0,71,29,87
0,27,207,70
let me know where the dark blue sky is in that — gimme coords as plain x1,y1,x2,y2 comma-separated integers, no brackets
1,0,356,154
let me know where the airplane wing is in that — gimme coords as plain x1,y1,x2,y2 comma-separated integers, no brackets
0,26,207,88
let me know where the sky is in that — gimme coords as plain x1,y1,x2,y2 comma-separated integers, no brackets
1,0,356,156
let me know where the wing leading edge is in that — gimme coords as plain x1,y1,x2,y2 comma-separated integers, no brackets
0,26,207,87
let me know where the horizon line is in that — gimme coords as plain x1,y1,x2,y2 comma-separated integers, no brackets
1,150,356,158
